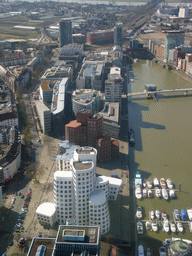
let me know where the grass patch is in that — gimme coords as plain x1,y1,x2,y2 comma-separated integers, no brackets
33,179,39,184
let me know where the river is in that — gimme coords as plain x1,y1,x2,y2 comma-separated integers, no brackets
128,60,192,250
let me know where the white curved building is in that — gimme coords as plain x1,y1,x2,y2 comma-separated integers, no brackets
36,202,56,227
54,171,73,224
95,176,109,200
71,160,96,226
89,190,110,235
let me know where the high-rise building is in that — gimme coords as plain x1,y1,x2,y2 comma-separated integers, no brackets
114,23,123,48
59,19,72,47
162,30,185,61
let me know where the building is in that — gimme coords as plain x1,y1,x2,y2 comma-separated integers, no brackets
34,100,51,134
87,29,114,45
162,30,185,62
114,23,123,48
76,59,105,91
36,202,57,227
99,102,120,139
72,89,100,116
59,19,72,47
36,145,122,235
178,7,189,18
0,127,21,184
39,79,58,103
65,112,119,163
105,66,124,105
27,225,100,256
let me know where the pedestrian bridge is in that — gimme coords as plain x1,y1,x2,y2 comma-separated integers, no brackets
127,88,192,97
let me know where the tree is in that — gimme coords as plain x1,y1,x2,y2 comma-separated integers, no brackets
25,163,45,181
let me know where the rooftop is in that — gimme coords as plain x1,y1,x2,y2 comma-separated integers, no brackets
56,225,100,245
73,161,93,171
41,79,59,92
36,202,56,217
76,147,96,155
65,120,81,128
27,238,55,256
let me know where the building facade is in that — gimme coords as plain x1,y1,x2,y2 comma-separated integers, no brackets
59,19,72,47
114,23,123,48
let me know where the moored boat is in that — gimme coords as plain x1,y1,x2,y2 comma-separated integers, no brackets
129,129,135,146
146,248,151,256
159,246,167,256
187,208,192,221
147,180,153,189
153,177,159,187
188,221,192,232
166,178,174,189
160,178,167,188
155,188,162,198
148,189,153,198
135,187,142,200
145,221,151,231
173,209,180,221
162,188,169,200
161,210,167,220
155,209,161,220
134,58,140,63
143,189,147,198
163,219,169,233
181,209,188,221
150,211,155,220
137,221,143,235
177,222,183,232
152,221,158,232
138,245,144,256
169,189,176,199
170,221,176,233
136,206,142,219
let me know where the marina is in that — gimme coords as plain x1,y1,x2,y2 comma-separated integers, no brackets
128,59,192,250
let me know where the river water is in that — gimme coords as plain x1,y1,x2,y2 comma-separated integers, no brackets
128,60,192,248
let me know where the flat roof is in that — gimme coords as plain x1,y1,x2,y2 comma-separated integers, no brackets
89,190,106,204
52,78,68,115
27,238,55,256
41,79,59,92
54,171,73,179
36,203,56,217
65,120,81,128
76,147,96,155
56,225,100,245
73,161,92,171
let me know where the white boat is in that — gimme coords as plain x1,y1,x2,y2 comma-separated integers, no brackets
150,211,155,220
153,177,159,187
136,206,142,219
155,209,161,220
163,220,169,233
162,188,169,200
155,188,162,198
134,58,140,63
161,210,167,220
169,189,176,199
143,182,146,188
170,221,176,233
159,246,167,256
177,222,183,232
173,209,180,221
189,221,192,232
129,129,135,146
135,187,142,199
166,178,173,189
148,189,153,198
152,221,158,232
146,248,151,256
137,221,143,234
160,178,167,188
138,245,144,256
143,189,147,197
145,221,151,231
187,208,192,221
147,180,153,189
